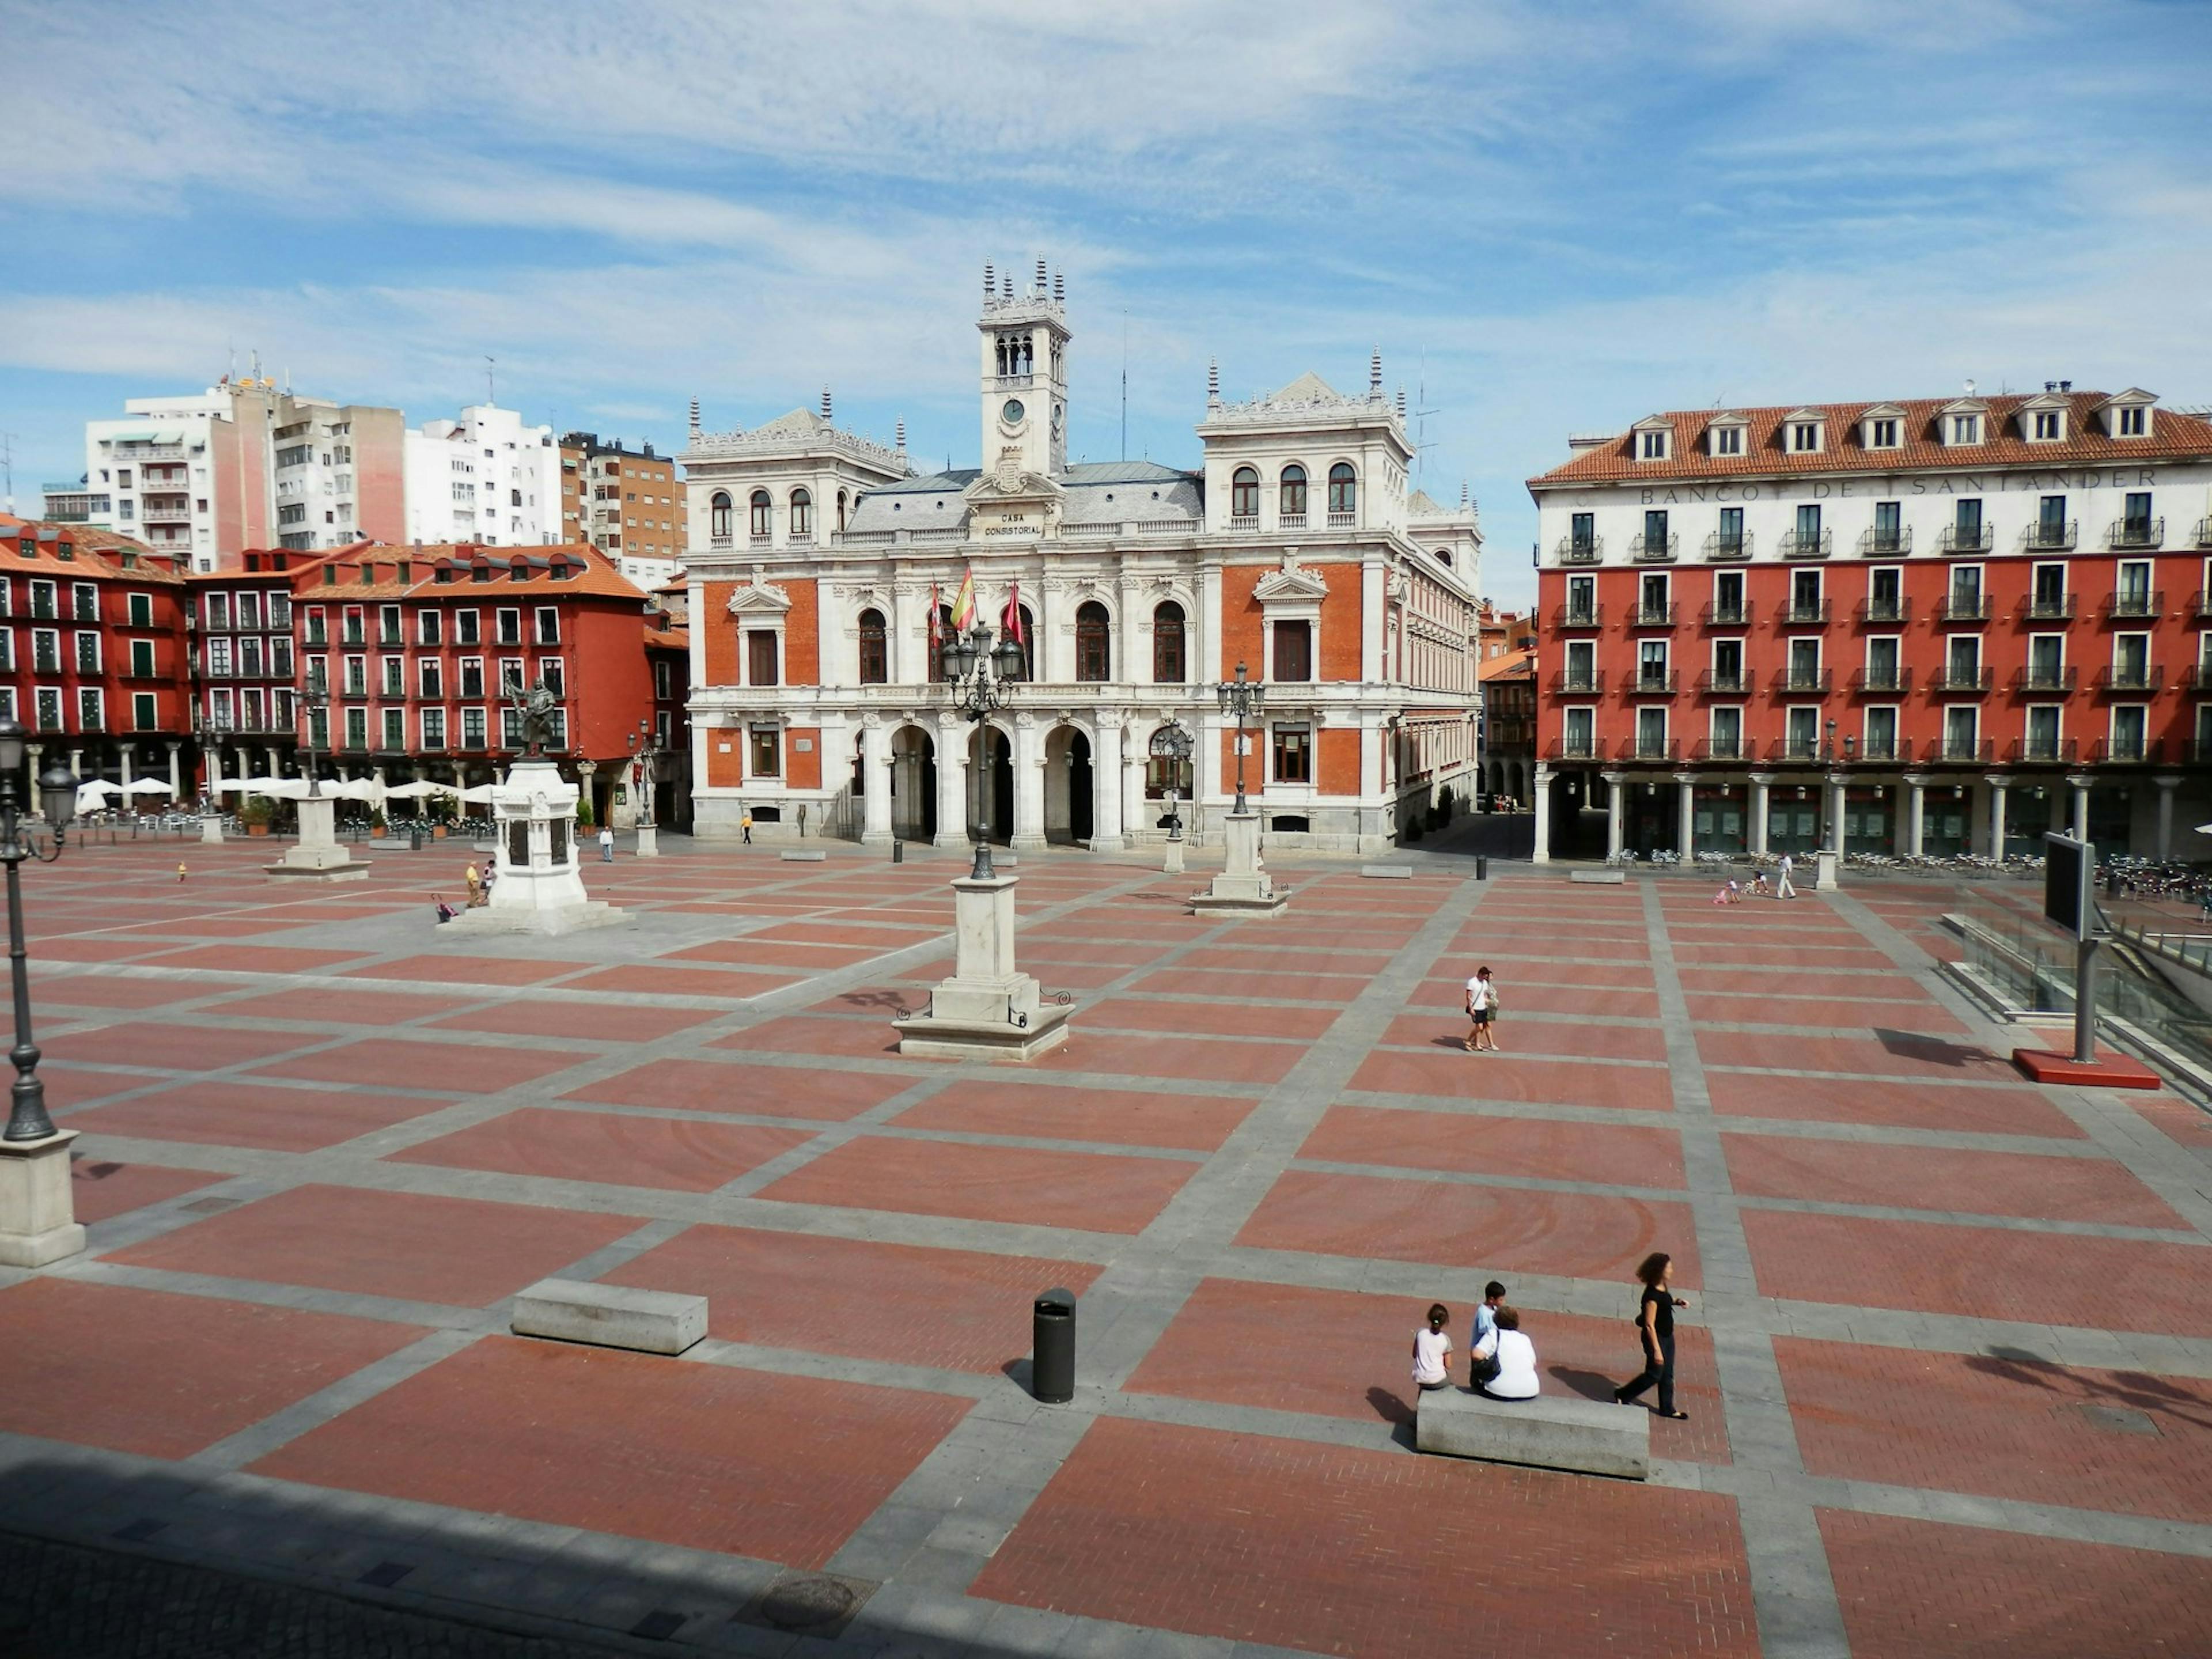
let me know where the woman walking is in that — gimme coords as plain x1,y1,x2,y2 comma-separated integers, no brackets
1463,965,1501,1054
1614,1251,1689,1419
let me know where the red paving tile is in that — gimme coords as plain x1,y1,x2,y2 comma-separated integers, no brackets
390,1106,811,1193
1725,1133,2184,1226
1705,1071,2085,1137
0,1279,423,1458
1699,1028,2014,1080
1675,943,1895,969
1126,968,1363,1004
347,955,585,986
65,1081,446,1153
971,1416,1758,1657
1777,1338,2212,1522
1416,980,1661,1020
1680,968,1912,998
22,938,173,963
1501,960,1656,989
1380,1012,1668,1062
248,1037,580,1093
758,1138,1195,1234
1347,1048,1672,1111
1126,1278,1727,1464
69,1158,226,1221
252,1337,969,1569
1239,1170,1701,1285
564,1058,909,1122
1683,992,1967,1035
108,1184,643,1306
1820,1511,2212,1659
891,1081,1255,1152
214,988,455,1026
562,964,804,999
1743,1210,2212,1335
1032,1031,1306,1085
713,1014,904,1059
607,1225,1103,1372
2128,1093,2212,1156
425,1000,719,1043
36,975,238,1009
1084,997,1336,1040
1299,1104,1685,1188
153,945,368,974
44,1021,322,1073
44,1066,157,1109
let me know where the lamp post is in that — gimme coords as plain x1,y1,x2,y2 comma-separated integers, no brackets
302,679,329,797
940,619,1025,880
1216,661,1266,813
1151,717,1194,840
0,717,79,1145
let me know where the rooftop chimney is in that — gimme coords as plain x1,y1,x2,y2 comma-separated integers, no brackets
2060,379,2072,392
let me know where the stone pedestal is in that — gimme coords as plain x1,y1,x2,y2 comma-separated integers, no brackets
1162,837,1185,875
0,1129,85,1267
634,824,661,858
199,815,225,844
445,759,626,937
265,794,371,882
1815,849,1839,891
893,874,1071,1061
1190,810,1289,916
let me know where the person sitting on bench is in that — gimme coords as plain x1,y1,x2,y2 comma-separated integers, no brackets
1468,1306,1539,1400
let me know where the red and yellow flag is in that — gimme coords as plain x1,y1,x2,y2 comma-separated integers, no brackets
950,567,976,631
1002,580,1025,643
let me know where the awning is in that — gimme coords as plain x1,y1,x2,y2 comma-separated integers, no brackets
115,428,184,445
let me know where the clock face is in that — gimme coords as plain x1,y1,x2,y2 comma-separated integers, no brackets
1002,398,1025,425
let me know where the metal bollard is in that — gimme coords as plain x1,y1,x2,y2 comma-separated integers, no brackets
891,840,904,863
1031,1287,1075,1403
1475,855,1488,880
411,827,425,851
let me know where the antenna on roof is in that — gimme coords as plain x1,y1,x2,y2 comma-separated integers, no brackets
486,356,496,406
1122,312,1131,462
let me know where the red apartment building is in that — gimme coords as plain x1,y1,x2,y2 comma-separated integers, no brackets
190,553,302,792
1527,388,2212,861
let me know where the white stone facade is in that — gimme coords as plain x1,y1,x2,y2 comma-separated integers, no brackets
403,404,560,548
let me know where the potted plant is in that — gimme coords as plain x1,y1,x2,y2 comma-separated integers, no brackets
574,795,596,831
237,795,274,835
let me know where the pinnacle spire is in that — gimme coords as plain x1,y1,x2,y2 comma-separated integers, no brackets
820,387,832,421
1369,348,1382,393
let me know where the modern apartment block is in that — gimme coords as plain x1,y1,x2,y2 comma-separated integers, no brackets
558,434,688,590
403,404,561,548
1527,387,2212,861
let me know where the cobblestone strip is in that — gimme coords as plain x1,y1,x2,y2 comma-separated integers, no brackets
1641,880,1852,1659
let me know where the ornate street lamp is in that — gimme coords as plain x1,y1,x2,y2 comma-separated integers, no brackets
941,620,1026,878
0,717,79,1143
1215,661,1266,813
1150,717,1194,840
301,678,330,798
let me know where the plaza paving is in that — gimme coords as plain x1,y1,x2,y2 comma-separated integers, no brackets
0,834,2208,1657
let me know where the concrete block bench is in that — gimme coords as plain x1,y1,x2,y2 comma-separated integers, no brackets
779,849,828,862
510,1278,706,1356
1360,865,1413,880
1415,1388,1649,1479
1569,869,1627,884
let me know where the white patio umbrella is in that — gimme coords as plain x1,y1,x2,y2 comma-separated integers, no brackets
73,780,122,815
122,778,174,796
384,780,460,799
458,783,498,804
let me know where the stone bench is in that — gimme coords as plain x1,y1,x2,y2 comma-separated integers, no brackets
779,849,828,862
1360,865,1413,880
1569,869,1627,884
510,1278,706,1356
1415,1387,1649,1479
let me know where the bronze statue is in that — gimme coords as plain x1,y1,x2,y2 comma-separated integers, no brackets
503,673,561,757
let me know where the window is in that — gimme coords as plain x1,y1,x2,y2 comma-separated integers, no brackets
32,630,58,674
1954,498,1984,548
654,658,675,699
1327,463,1357,516
0,633,10,672
2115,632,2151,687
858,608,888,684
1563,706,1594,757
2119,405,2147,436
1950,414,1982,444
1872,500,1902,552
1075,601,1111,682
33,688,60,732
133,691,157,732
1713,570,1745,622
28,581,54,621
1569,512,1595,555
456,609,480,645
71,584,97,622
2117,559,2153,613
534,607,559,645
710,491,732,539
344,707,368,752
131,638,155,677
749,491,771,537
1865,636,1899,688
343,655,367,696
749,725,781,778
268,591,291,628
1709,705,1743,757
460,657,484,698
1279,465,1306,518
1153,601,1185,683
1865,705,1899,761
74,631,99,672
420,658,444,699
1786,705,1820,759
419,610,442,646
305,605,327,644
2033,409,2063,440
1566,639,1598,688
78,687,104,730
378,604,402,645
1946,634,1982,684
2027,704,2062,760
1635,706,1668,757
1794,503,1823,551
1642,508,1669,556
1790,422,1821,452
127,592,152,627
2028,633,2065,685
2035,494,2069,548
422,707,446,749
462,707,487,750
1710,638,1743,690
790,488,813,537
1271,723,1312,783
1640,570,1671,620
1712,425,1743,456
1639,638,1671,690
381,657,404,697
1566,574,1596,622
1230,468,1259,519
1785,637,1821,691
342,607,365,645
1717,506,1744,555
747,630,779,687
2123,491,2155,544
540,658,565,696
1271,619,1312,683
1638,429,1668,460
493,608,520,646
1790,567,1822,619
382,707,406,750
1869,418,1899,449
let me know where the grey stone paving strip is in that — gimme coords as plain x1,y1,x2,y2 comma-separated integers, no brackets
1641,880,1852,1659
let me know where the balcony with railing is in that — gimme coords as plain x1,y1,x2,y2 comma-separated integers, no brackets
1628,602,1678,628
1702,531,1752,562
1325,510,1357,529
1924,737,1996,764
2095,664,2163,694
1555,535,1603,565
1550,603,1603,630
1630,532,1679,563
1777,599,1831,626
2102,589,2164,622
2020,592,2077,622
2090,736,2165,764
2006,736,2078,764
2195,517,2212,550
1626,671,1679,695
1695,668,1749,695
1772,668,1832,695
2012,665,2077,695
2107,516,2164,550
2020,519,2078,552
1930,666,1994,694
1856,527,1913,557
1857,735,1902,763
1854,596,1912,625
1693,736,1748,761
1228,515,1259,531
1778,529,1832,559
1547,735,1600,760
1849,665,1913,694
1616,736,1680,763
2184,663,2212,690
1548,669,1605,695
1937,592,1994,623
1938,524,1995,553
1699,600,1751,627
1768,736,1825,762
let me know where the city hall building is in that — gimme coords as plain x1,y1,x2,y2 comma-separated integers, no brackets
679,263,1482,851
1527,387,2212,861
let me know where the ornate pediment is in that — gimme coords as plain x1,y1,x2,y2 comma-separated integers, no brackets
1253,551,1330,604
726,581,792,616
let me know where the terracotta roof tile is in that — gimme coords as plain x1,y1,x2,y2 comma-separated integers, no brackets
0,515,186,582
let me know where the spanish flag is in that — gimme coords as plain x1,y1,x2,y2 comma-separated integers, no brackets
950,566,977,631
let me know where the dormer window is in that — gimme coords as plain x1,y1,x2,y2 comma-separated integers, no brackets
2103,393,2156,438
1868,418,1899,449
2032,409,2065,441
1790,422,1822,453
1707,420,1745,457
2118,406,2146,435
1632,419,1674,463
1950,414,1981,444
1639,429,1668,460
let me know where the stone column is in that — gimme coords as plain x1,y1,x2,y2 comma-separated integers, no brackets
67,749,82,787
1010,713,1046,851
165,740,181,799
860,716,893,845
2067,772,2093,842
1093,711,1126,850
576,758,597,829
1903,773,1929,859
1602,771,1625,859
1531,763,1552,864
23,745,41,820
1825,773,1847,855
1747,772,1771,856
1985,773,2010,859
119,748,133,793
934,712,968,848
1123,749,1146,849
1673,771,1696,859
2156,774,2181,861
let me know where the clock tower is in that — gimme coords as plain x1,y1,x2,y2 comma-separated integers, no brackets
978,259,1070,481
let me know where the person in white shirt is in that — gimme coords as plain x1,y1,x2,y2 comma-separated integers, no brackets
1410,1303,1453,1391
1463,965,1500,1053
1469,1306,1540,1400
1775,853,1797,899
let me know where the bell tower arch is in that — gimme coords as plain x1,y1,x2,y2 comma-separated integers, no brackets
978,259,1070,480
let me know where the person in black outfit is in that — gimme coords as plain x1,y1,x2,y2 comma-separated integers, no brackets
1614,1250,1689,1419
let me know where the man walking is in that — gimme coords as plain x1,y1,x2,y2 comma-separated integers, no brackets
598,824,615,863
741,809,753,845
1775,851,1797,899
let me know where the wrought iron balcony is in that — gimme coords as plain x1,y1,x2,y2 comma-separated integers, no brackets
1550,603,1603,630
1556,536,1603,565
1702,531,1752,562
1779,529,1832,559
1631,532,1679,563
2006,737,2078,764
1547,736,1600,760
2196,517,2212,550
1854,596,1912,624
1700,600,1751,627
1857,736,1902,762
1849,666,1914,694
2020,519,2078,552
1693,736,1748,761
1548,669,1605,694
2095,664,2163,693
1616,736,1681,762
2184,664,2212,690
1777,599,1831,626
2107,516,2164,550
1695,669,1750,695
1629,603,1679,628
1937,592,1993,623
1626,671,1679,695
2012,666,2077,695
1938,524,1994,553
1923,737,1995,764
1768,736,1826,762
1773,668,1832,694
2020,593,2076,621
1857,527,1913,557
1930,666,1994,694
2090,736,2165,764
2103,589,2164,622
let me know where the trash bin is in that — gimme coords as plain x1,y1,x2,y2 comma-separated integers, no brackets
411,827,425,852
1031,1286,1075,1403
1475,855,1488,881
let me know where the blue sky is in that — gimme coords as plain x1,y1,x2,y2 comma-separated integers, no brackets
3,0,2208,605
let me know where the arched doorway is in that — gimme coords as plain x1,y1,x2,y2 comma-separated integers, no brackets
891,725,935,842
965,724,1013,844
1044,725,1093,844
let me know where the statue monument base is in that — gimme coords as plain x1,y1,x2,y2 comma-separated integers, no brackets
893,873,1071,1062
266,794,372,882
1190,810,1289,916
0,1129,86,1267
444,759,627,937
